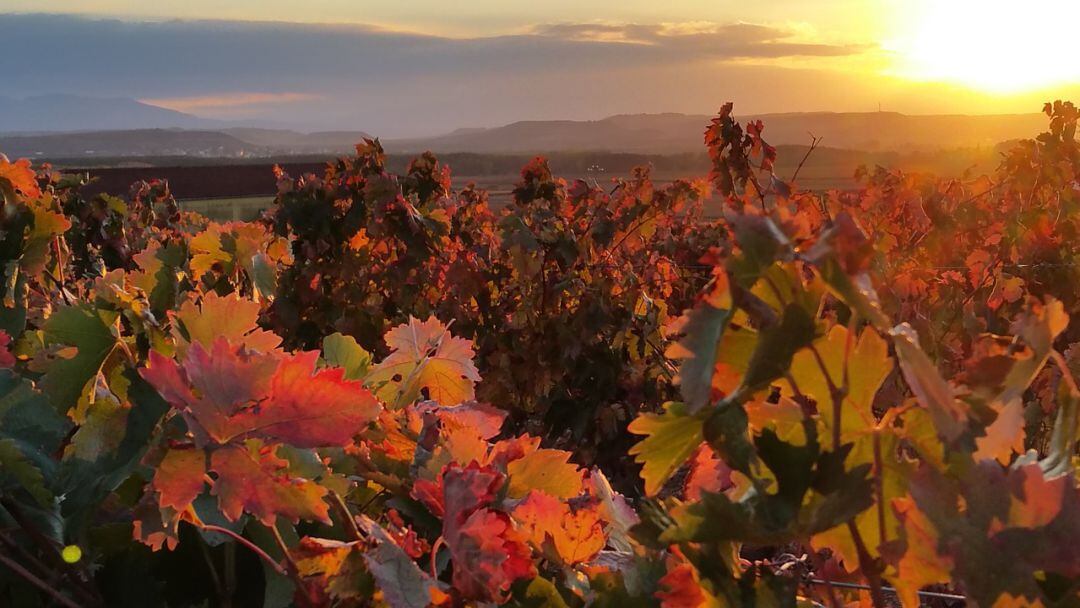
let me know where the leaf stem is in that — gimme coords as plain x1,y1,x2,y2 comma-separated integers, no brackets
199,524,286,577
197,535,227,608
0,498,100,605
330,491,364,542
430,535,446,579
0,550,82,608
845,521,887,608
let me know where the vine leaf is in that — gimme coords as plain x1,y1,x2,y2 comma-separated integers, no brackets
973,398,1026,464
511,490,605,565
628,401,705,497
506,449,583,499
152,447,207,512
366,316,480,407
890,324,969,442
293,537,374,602
322,332,372,380
42,305,120,415
210,440,331,526
358,515,447,607
171,292,281,356
0,157,40,200
886,497,953,608
784,325,891,437
142,339,379,448
665,271,731,412
229,350,380,448
0,438,53,507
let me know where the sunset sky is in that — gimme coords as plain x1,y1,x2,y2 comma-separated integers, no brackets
3,1,1080,135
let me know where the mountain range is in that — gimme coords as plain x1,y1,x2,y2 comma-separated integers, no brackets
0,94,1051,159
0,94,224,132
387,112,1047,154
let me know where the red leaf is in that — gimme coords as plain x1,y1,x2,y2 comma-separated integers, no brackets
450,508,535,601
142,339,379,448
656,547,711,608
229,350,380,448
209,441,330,526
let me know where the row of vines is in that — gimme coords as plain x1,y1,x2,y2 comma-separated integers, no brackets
0,101,1078,606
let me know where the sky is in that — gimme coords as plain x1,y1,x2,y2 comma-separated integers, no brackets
3,1,1080,135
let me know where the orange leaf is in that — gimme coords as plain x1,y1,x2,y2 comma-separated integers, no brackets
209,441,330,526
511,491,605,565
0,157,39,198
1004,463,1067,529
887,497,952,608
153,447,206,512
974,398,1026,465
171,292,282,356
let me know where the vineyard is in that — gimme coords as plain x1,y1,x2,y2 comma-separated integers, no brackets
0,100,1078,607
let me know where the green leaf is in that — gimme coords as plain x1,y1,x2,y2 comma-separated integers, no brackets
817,258,890,331
728,215,788,288
0,271,28,337
741,303,817,392
42,305,120,414
57,369,170,524
509,577,570,608
250,252,278,301
0,369,71,452
703,402,755,474
0,438,53,507
667,299,731,413
322,332,372,381
664,430,872,546
357,515,441,608
1042,379,1080,477
628,401,704,496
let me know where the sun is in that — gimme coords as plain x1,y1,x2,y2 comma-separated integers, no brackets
890,0,1080,93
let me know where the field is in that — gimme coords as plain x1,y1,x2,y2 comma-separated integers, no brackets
0,105,1077,608
180,196,274,221
179,174,868,221
63,143,1000,223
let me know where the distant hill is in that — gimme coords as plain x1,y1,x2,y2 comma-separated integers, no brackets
223,128,372,153
0,129,256,158
385,111,1048,154
0,110,1049,162
0,94,224,133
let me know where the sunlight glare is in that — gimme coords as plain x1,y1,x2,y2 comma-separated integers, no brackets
893,0,1080,92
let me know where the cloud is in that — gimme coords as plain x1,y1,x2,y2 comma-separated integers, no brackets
531,22,869,57
0,14,869,96
141,92,322,112
0,13,879,134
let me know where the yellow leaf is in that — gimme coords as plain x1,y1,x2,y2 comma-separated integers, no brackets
628,401,704,497
507,449,583,499
365,316,480,408
783,325,891,439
